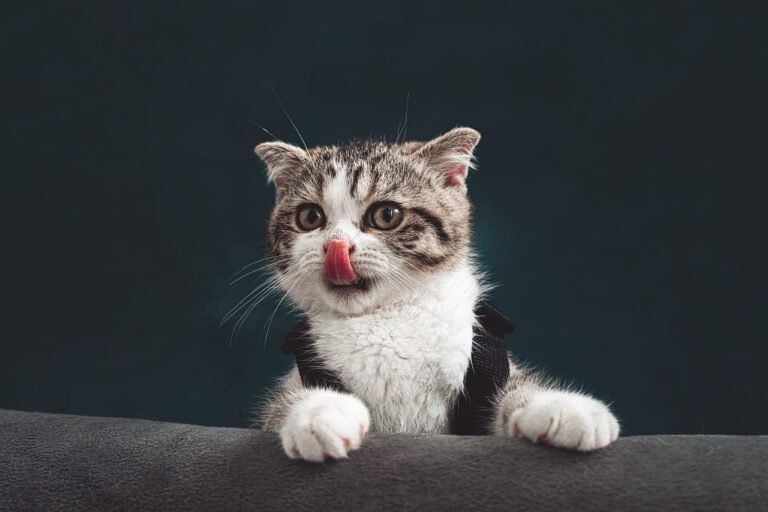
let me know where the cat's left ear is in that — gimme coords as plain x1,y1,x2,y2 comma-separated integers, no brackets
414,127,481,188
253,141,309,190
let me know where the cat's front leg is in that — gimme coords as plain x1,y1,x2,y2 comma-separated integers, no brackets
257,368,370,462
493,366,619,451
280,388,370,462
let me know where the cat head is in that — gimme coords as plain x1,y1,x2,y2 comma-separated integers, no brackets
255,127,480,316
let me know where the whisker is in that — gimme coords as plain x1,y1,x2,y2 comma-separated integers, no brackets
229,255,282,281
386,261,424,293
226,258,317,345
228,280,283,345
262,266,309,348
221,264,303,326
382,272,409,299
220,276,278,326
272,85,308,151
244,118,283,143
395,91,410,144
229,258,289,285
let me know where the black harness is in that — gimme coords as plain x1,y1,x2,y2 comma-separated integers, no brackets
281,301,514,435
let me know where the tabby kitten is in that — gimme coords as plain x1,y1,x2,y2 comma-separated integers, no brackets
253,128,619,462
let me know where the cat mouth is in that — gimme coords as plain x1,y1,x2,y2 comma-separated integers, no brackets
326,277,371,294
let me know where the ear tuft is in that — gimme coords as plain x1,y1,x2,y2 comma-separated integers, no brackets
414,127,481,187
253,141,307,188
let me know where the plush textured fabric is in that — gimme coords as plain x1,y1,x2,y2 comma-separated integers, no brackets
0,409,764,511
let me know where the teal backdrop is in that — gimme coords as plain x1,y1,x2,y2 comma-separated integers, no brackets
3,1,766,435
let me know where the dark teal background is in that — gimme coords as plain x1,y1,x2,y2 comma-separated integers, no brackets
3,2,766,435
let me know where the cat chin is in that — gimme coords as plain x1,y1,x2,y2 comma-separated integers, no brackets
318,290,382,316
303,282,389,317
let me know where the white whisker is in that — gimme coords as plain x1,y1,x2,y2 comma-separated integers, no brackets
244,118,284,143
229,254,284,281
229,258,289,285
262,265,310,348
272,86,308,151
221,263,304,327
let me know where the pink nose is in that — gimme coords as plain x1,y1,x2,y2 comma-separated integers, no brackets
323,239,358,285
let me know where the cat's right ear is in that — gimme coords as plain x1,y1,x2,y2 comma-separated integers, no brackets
412,127,481,189
253,142,308,190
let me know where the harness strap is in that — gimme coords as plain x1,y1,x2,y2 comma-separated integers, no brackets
281,301,514,435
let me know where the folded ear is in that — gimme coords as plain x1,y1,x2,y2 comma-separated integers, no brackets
414,127,481,188
253,141,308,189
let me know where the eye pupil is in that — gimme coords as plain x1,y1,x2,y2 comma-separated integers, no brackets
296,204,325,231
367,203,403,230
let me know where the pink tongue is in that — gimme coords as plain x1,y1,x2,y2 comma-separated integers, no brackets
324,239,358,285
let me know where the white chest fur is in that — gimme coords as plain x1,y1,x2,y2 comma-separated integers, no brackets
308,265,480,433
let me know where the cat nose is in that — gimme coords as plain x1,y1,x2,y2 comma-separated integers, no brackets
324,239,355,253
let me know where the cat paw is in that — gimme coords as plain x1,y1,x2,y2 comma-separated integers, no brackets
280,390,370,462
507,391,619,451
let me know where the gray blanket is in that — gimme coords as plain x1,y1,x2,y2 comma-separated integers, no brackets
0,409,764,511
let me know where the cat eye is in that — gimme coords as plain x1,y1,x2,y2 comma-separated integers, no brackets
296,204,326,231
366,202,404,230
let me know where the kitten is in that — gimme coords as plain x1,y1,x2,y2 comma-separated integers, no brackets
252,128,619,462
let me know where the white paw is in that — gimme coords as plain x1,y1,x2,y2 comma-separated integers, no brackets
280,390,370,462
507,391,619,451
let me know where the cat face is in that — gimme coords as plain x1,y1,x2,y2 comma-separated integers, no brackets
255,127,480,315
